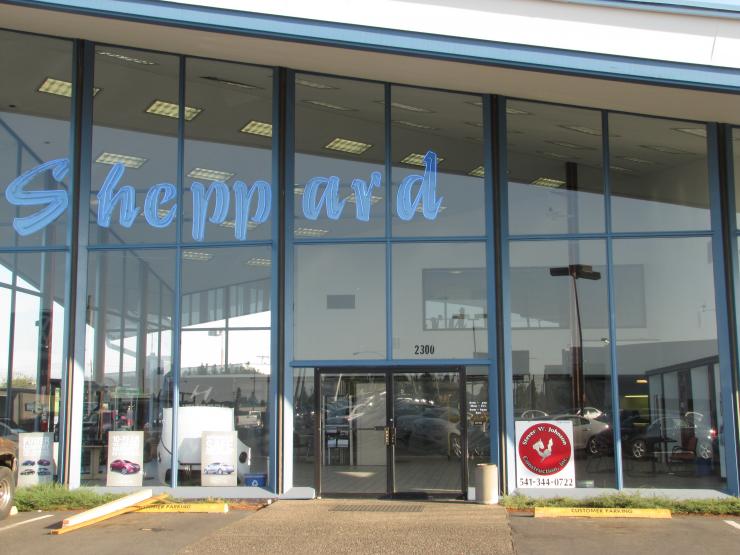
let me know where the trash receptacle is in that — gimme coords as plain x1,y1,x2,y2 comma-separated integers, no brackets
474,464,499,504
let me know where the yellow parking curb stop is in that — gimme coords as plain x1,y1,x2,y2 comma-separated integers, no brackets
534,507,671,519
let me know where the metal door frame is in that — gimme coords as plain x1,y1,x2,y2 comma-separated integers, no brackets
315,366,467,498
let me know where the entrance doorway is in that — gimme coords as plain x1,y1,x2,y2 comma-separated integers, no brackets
315,368,467,497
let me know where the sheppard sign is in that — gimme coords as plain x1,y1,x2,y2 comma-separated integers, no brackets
5,150,442,241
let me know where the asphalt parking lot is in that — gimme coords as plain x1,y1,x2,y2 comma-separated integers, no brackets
0,500,739,555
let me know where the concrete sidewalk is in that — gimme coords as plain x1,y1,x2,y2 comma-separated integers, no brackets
180,498,513,555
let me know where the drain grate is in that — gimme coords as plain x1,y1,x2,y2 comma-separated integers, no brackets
330,504,424,513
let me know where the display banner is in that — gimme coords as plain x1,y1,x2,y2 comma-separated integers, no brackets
201,431,238,487
515,420,575,489
17,432,54,487
106,431,144,487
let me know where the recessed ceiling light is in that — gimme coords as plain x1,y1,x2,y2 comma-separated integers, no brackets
200,75,260,90
672,127,707,138
304,100,355,111
187,168,235,182
95,152,147,168
296,78,337,89
295,227,329,237
545,140,594,150
146,100,202,120
240,120,273,137
183,250,213,262
400,153,444,166
531,177,566,188
618,156,654,165
559,124,603,136
97,50,156,65
640,144,692,155
246,257,272,267
506,106,531,116
38,78,100,98
324,138,372,155
468,166,485,177
377,100,432,113
393,120,436,130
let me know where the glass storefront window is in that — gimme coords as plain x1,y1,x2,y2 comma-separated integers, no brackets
609,114,710,232
81,249,174,484
90,46,179,245
179,246,272,480
392,242,488,359
183,58,273,243
391,87,485,237
510,239,614,487
734,127,740,227
615,238,724,489
466,366,490,480
292,367,315,488
294,244,386,360
0,30,72,248
507,101,604,236
294,75,385,239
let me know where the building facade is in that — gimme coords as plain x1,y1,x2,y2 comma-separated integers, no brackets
1,0,740,497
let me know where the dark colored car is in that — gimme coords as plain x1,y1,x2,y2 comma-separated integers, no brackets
37,459,51,466
37,468,51,476
586,413,650,456
629,416,717,461
21,459,35,466
20,469,35,475
109,459,141,475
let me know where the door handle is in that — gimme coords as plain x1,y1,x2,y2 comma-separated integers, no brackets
384,426,396,446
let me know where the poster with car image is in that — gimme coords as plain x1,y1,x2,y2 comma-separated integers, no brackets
201,431,237,487
515,420,575,488
106,431,144,487
17,432,54,487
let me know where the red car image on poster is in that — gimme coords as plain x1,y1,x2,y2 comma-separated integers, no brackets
109,459,141,475
518,423,572,476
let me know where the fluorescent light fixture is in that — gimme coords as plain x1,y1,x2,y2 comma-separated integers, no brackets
415,204,445,214
531,177,566,188
200,75,260,90
393,120,436,130
345,192,383,205
97,50,156,65
95,152,147,168
559,124,602,136
182,250,213,262
376,100,432,113
506,106,531,116
468,166,485,177
673,127,707,138
635,379,648,384
537,151,571,160
187,168,234,181
38,77,100,98
220,220,258,230
640,144,691,155
545,140,594,150
624,395,649,399
400,153,444,166
304,100,355,111
294,186,304,195
295,227,329,237
240,120,273,137
296,78,337,89
246,257,272,267
324,138,372,155
145,100,202,120
618,156,654,165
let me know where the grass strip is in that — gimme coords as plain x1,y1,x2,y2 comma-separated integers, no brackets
15,483,125,512
501,493,740,515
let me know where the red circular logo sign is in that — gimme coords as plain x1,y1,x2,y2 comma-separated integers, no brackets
518,423,572,476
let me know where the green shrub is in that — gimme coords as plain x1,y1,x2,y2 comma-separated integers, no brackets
500,493,740,515
15,483,124,511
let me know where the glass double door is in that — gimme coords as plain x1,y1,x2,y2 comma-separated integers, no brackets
317,368,465,497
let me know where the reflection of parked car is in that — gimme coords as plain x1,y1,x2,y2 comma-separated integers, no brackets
20,469,35,475
109,459,141,475
0,419,25,441
587,413,650,456
551,414,610,452
204,462,235,475
629,416,717,461
37,459,51,466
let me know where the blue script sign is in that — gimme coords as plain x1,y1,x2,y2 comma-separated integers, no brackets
5,151,442,241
